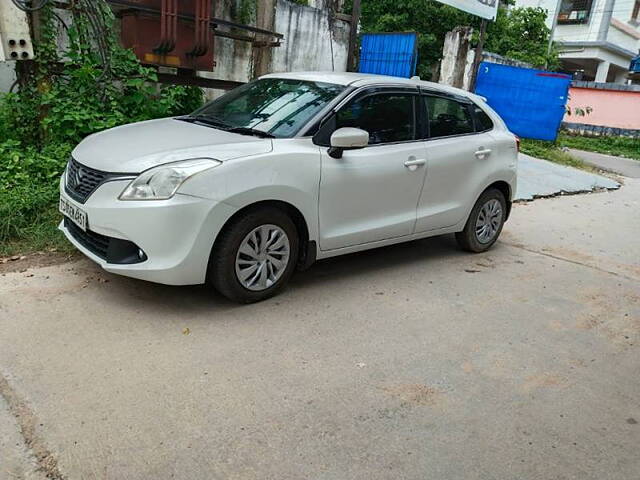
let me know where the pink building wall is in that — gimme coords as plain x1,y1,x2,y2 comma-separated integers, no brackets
564,87,640,130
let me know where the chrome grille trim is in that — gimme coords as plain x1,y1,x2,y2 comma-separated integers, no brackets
64,157,132,204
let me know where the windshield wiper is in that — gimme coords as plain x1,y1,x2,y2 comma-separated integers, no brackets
177,115,231,129
177,116,274,138
226,127,275,138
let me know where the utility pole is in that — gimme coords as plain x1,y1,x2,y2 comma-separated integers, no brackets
469,18,487,92
346,0,361,72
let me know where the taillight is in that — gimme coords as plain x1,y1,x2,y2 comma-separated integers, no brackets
515,136,520,152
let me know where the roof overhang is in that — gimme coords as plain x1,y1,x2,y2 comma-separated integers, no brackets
558,41,636,60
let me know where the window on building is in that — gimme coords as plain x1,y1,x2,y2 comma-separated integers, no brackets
557,0,594,24
424,96,474,138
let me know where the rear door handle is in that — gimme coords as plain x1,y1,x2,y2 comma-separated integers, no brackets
404,158,426,171
475,148,492,158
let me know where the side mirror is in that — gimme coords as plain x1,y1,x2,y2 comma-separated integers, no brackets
328,127,369,159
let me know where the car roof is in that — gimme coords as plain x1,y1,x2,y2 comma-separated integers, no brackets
260,71,485,102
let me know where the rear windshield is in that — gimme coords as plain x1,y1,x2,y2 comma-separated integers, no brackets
192,78,346,138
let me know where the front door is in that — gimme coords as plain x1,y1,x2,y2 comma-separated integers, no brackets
317,89,427,251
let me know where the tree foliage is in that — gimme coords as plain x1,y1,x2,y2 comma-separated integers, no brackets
485,7,560,70
0,3,203,149
355,0,478,79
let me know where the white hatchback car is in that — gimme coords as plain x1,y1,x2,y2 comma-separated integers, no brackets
59,72,518,303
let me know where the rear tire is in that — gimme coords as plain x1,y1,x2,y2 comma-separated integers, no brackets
209,208,299,303
456,188,506,253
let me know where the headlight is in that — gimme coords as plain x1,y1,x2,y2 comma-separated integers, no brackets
119,158,221,201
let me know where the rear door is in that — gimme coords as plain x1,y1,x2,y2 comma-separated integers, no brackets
414,92,496,233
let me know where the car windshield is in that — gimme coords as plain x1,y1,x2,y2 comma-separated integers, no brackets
190,78,346,138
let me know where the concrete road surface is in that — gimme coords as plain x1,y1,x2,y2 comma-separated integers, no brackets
516,153,620,200
568,148,640,179
1,180,639,480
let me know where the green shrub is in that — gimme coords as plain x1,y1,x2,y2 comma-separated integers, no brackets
0,141,72,190
0,141,72,248
0,183,61,251
0,1,204,255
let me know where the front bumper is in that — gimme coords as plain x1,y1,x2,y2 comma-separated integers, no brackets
59,176,237,285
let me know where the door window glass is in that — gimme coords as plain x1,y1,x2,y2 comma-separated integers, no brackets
424,96,474,138
336,93,415,144
473,105,494,132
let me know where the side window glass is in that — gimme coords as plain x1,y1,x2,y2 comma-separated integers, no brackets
473,105,494,132
424,96,474,138
336,93,415,145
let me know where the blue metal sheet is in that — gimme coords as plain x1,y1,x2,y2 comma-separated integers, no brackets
358,33,418,78
474,62,571,141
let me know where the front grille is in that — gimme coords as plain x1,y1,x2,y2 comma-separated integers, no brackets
65,157,113,204
64,217,110,260
63,218,146,265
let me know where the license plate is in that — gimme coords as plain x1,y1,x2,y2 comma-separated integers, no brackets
59,195,88,231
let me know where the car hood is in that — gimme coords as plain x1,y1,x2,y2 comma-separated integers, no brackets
72,117,273,173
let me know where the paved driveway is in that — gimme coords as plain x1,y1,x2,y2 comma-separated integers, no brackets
1,180,639,480
516,153,619,200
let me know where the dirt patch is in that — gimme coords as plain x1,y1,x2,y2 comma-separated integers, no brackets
0,374,66,480
0,251,77,275
540,246,595,265
521,373,567,393
542,246,640,281
621,263,640,279
382,384,442,406
575,290,639,348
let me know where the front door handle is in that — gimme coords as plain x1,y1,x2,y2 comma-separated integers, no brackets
475,148,492,158
404,158,426,171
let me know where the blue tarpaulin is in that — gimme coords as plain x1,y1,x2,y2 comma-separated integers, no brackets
358,33,418,78
474,62,571,141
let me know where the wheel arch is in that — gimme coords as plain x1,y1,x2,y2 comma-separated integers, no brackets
484,180,512,220
208,200,315,279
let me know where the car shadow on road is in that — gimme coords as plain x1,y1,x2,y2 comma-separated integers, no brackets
91,233,501,315
292,234,465,289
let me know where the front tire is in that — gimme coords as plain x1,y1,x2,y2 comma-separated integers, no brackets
456,188,506,253
209,208,299,303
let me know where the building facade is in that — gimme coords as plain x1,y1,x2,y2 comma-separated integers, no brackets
516,0,640,82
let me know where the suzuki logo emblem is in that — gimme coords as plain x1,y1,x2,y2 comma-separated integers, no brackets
74,167,84,186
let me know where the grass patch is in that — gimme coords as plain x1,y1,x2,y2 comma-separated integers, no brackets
557,133,640,161
0,181,75,258
0,141,74,257
519,138,585,168
0,208,74,257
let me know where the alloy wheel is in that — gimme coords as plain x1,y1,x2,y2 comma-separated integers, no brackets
235,224,291,291
475,199,502,244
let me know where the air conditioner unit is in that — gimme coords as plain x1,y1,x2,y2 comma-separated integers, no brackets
0,2,34,61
